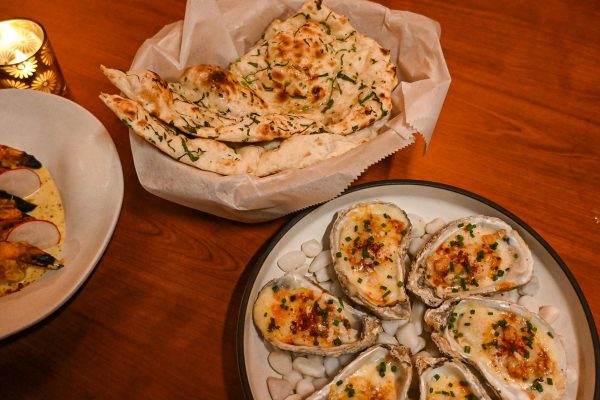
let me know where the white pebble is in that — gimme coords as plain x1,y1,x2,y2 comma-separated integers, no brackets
283,370,303,388
412,319,423,336
295,264,310,275
381,319,406,335
307,355,324,365
267,377,293,400
518,275,540,297
268,351,293,375
296,377,315,398
338,354,353,366
518,295,541,313
278,251,306,272
324,356,341,377
408,238,425,257
410,301,426,324
313,377,329,390
395,323,419,348
284,395,303,400
309,250,332,272
410,336,427,354
425,217,446,234
301,239,322,258
292,357,325,378
539,305,560,324
377,331,399,345
315,267,331,282
408,214,426,238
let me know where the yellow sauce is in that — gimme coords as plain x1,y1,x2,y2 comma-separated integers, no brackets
25,166,65,259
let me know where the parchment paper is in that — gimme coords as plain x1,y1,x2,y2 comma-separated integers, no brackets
128,0,451,222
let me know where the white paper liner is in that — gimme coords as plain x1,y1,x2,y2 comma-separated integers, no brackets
126,0,450,222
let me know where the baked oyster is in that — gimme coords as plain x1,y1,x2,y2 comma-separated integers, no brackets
307,344,412,399
408,216,533,307
253,273,381,356
425,297,567,399
330,201,411,319
414,354,492,400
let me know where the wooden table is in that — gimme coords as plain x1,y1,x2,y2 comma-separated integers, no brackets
1,1,598,398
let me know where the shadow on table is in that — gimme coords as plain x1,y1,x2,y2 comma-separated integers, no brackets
222,224,282,400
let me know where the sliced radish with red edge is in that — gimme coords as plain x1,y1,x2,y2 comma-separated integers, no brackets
6,219,61,249
0,168,41,198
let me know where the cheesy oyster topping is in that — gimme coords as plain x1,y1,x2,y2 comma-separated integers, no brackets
335,208,407,306
328,354,401,400
255,286,359,347
449,302,566,397
425,224,520,294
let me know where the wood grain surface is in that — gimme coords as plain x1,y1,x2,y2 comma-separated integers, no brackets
1,1,598,399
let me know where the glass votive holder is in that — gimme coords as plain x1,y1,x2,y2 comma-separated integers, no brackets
0,18,66,95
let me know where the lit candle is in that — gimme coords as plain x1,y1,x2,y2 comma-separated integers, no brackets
0,19,66,95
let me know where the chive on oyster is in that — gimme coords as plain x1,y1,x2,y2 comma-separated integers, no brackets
330,201,411,320
253,273,381,356
414,355,492,400
425,297,568,399
307,344,412,400
407,216,533,307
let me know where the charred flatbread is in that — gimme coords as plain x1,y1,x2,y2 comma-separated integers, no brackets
100,0,398,176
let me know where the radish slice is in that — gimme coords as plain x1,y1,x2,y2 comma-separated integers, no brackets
0,168,41,198
6,219,61,249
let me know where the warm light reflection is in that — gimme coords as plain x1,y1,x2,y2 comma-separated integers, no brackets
0,20,43,65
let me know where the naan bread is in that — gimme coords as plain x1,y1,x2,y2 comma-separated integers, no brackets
100,0,398,176
100,94,374,177
229,0,397,134
102,65,326,142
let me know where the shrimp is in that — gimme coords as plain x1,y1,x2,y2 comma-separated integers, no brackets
0,241,62,283
0,144,41,169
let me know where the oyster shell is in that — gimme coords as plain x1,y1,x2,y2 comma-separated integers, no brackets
408,216,533,307
414,355,492,400
425,297,567,399
330,201,411,319
253,273,381,356
307,344,412,400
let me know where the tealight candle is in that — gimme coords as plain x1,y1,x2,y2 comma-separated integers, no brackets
0,18,66,95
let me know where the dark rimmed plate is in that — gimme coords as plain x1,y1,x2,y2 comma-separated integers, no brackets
237,180,598,399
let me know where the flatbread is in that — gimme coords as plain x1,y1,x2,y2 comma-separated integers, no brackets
102,65,327,142
229,0,397,134
100,94,375,177
100,0,398,176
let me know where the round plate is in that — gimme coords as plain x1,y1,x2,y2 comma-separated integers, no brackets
0,89,123,339
237,180,598,399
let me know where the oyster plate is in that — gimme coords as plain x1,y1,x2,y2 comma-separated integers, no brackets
238,181,598,399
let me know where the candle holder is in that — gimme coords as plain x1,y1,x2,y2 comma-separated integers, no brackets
0,18,66,95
